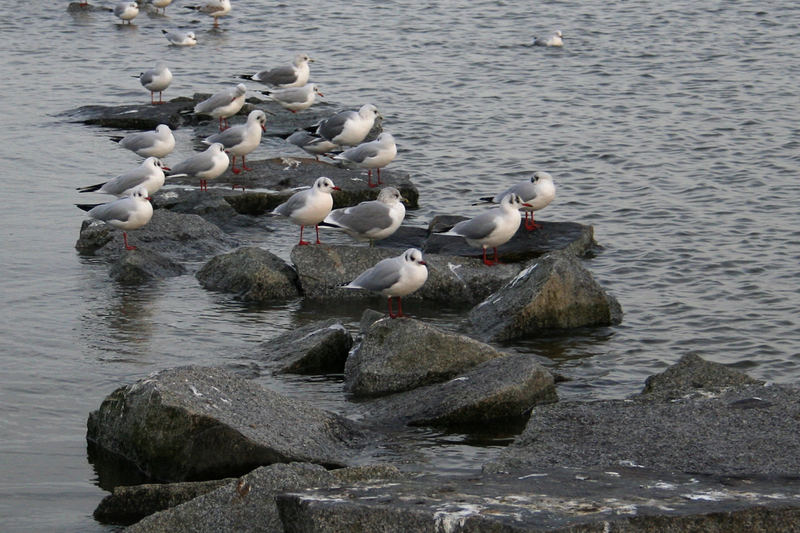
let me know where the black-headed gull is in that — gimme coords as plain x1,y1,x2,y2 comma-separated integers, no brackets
482,171,556,230
272,176,340,245
242,54,313,88
76,185,153,250
533,30,563,47
313,104,382,147
323,186,405,246
162,29,197,46
166,143,229,192
283,130,337,160
333,132,397,188
344,248,428,318
111,124,175,159
203,110,267,179
185,0,230,28
441,193,532,266
136,61,172,105
114,1,139,23
151,0,172,14
194,83,247,131
77,157,169,197
260,83,323,114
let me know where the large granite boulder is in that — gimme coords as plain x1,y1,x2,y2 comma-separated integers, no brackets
469,251,623,341
253,319,353,374
106,248,187,283
196,247,300,301
86,366,366,482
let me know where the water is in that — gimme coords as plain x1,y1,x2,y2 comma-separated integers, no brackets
1,0,798,530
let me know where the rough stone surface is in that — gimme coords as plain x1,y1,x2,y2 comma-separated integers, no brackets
344,317,507,397
196,247,300,301
364,353,557,427
105,247,187,283
639,353,765,399
253,319,353,374
469,251,623,341
86,366,366,482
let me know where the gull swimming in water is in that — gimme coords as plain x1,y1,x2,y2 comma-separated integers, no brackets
272,176,340,245
76,185,153,250
533,30,563,47
344,248,428,318
162,29,197,46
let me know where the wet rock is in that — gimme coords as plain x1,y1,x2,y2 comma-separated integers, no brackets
468,251,623,341
253,319,353,374
62,98,196,130
93,478,232,526
365,353,557,427
67,2,112,12
196,247,300,301
126,463,404,533
345,317,507,397
86,366,365,482
108,247,187,283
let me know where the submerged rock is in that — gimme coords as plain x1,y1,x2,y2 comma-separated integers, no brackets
108,247,187,283
196,246,300,301
253,319,353,374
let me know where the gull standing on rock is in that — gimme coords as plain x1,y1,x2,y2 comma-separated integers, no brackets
111,124,175,159
260,84,323,113
204,110,267,178
533,30,563,47
77,157,169,197
482,171,556,230
76,185,153,250
194,83,247,131
162,29,197,46
441,193,532,266
344,248,428,318
241,54,313,88
166,143,229,192
323,186,405,246
272,176,340,245
136,61,172,105
333,132,397,188
185,0,231,28
283,130,338,161
313,104,382,147
114,1,139,23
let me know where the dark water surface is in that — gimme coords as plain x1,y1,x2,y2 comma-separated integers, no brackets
1,0,798,530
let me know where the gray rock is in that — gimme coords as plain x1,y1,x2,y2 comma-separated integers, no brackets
126,463,404,533
67,2,111,12
344,317,507,397
62,98,196,130
639,353,765,399
358,309,385,333
254,319,353,374
365,353,557,426
468,251,623,341
196,247,300,301
86,366,366,482
108,247,187,283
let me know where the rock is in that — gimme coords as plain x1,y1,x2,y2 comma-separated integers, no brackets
93,478,232,526
108,247,187,283
253,319,353,374
344,317,507,397
468,251,623,341
358,309,385,333
196,247,300,301
67,2,112,12
365,353,557,426
125,462,404,533
61,98,196,130
86,366,366,482
639,353,765,400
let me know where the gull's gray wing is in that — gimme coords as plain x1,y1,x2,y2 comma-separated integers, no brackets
316,111,355,140
493,180,537,203
119,132,155,152
254,65,297,86
273,189,310,217
103,167,150,195
139,70,155,86
451,211,499,240
327,201,392,234
170,152,215,177
348,258,402,292
194,90,233,114
88,199,134,223
339,143,379,164
205,126,245,148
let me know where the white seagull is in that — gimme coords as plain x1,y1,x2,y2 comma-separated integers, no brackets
323,187,405,246
313,104,382,147
162,29,197,46
242,54,313,88
260,83,323,113
111,124,176,159
194,83,247,131
272,176,340,245
185,0,231,28
283,130,338,160
484,171,556,230
114,1,139,23
203,109,267,178
166,143,229,192
136,61,172,105
76,185,153,250
344,248,428,318
533,30,563,47
151,0,172,14
441,193,532,266
77,157,169,197
333,132,397,188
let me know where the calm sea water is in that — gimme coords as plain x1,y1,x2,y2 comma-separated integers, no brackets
1,0,798,530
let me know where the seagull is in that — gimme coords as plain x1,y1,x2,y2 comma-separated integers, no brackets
441,193,532,266
162,29,197,46
111,124,175,159
533,30,563,47
114,1,139,23
136,61,172,105
283,130,337,160
333,132,397,188
203,110,266,178
260,83,323,113
313,104,382,147
77,157,169,197
241,54,313,88
150,0,172,14
76,185,153,250
344,248,428,318
194,83,247,131
272,176,340,245
481,171,556,230
166,143,229,191
323,186,405,246
185,0,231,28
